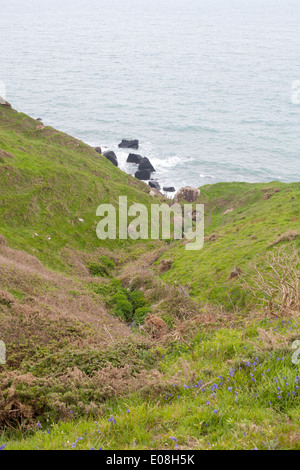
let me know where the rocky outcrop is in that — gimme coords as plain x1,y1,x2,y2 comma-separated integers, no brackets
94,147,102,154
223,208,234,215
149,188,160,197
118,139,139,150
158,259,172,274
0,96,11,107
135,169,151,180
126,153,143,164
103,150,118,167
145,314,167,338
228,266,242,280
163,186,175,193
138,157,155,173
174,186,200,203
148,180,160,191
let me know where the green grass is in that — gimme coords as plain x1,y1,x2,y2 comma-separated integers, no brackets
1,316,300,450
0,106,166,271
1,106,300,450
159,181,300,309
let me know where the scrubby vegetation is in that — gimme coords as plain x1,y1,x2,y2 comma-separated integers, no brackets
0,106,299,450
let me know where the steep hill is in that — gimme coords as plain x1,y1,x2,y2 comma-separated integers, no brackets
0,105,165,271
0,105,299,449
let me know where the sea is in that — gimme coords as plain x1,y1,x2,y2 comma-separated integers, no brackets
0,0,300,192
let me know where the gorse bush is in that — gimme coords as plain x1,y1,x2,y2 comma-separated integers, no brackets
112,294,134,322
90,276,151,324
128,290,147,311
110,288,150,324
88,256,115,277
98,256,115,270
133,307,152,325
88,274,152,324
90,278,122,297
88,262,110,277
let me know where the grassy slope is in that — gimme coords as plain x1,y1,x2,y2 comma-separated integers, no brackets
0,106,165,271
0,106,300,450
159,181,300,309
2,316,300,450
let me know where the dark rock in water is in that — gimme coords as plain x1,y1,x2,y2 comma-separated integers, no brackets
163,186,176,192
135,170,151,180
138,157,155,173
149,180,161,190
118,139,139,149
94,147,102,154
103,150,118,167
127,153,143,164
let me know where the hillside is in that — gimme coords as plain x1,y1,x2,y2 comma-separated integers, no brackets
0,105,299,450
159,181,300,309
0,105,166,271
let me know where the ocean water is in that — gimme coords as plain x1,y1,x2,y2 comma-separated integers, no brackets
0,0,300,191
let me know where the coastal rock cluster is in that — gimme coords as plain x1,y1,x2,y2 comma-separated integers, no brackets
94,139,176,195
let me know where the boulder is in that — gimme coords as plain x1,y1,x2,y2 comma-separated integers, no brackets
94,147,102,154
0,96,11,107
118,139,139,150
223,208,234,215
103,150,118,167
138,157,155,173
163,186,176,192
149,189,158,197
145,314,167,339
148,180,160,191
228,266,242,280
174,186,200,203
135,170,151,180
126,153,143,164
158,259,172,274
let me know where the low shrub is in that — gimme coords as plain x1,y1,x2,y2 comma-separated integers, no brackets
134,307,152,325
88,262,110,277
98,255,115,270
